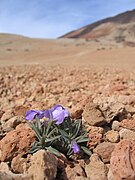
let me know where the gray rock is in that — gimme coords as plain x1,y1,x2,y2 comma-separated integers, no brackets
85,154,108,180
119,128,135,140
0,162,29,180
2,116,23,132
111,120,120,131
1,110,14,123
93,142,115,163
93,95,133,123
28,150,57,180
82,102,105,126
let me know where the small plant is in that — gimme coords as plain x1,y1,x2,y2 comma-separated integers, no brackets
26,105,91,158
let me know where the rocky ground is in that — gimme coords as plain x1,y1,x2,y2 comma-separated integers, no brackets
0,64,135,180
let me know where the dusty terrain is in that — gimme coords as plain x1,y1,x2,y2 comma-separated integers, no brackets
0,33,135,179
0,33,135,70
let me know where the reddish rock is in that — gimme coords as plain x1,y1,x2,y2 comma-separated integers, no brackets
0,162,11,173
11,155,28,173
87,126,104,134
110,84,127,93
71,108,83,119
30,101,46,110
1,110,14,123
64,163,86,180
14,98,26,106
105,130,120,143
85,154,108,180
82,102,105,126
28,150,57,180
13,105,29,116
0,110,4,119
120,119,135,131
33,84,44,95
93,142,115,163
74,177,89,180
0,124,35,161
119,128,135,140
0,162,30,180
109,140,135,180
71,96,91,119
93,95,133,123
2,116,24,132
88,132,103,149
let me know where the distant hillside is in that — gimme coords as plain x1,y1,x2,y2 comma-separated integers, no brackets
60,9,135,46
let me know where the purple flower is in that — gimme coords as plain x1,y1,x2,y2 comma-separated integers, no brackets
26,110,44,120
71,141,80,153
44,105,69,125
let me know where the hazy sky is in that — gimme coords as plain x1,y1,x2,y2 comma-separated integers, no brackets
0,0,135,38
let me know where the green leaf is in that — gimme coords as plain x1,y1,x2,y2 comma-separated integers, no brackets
45,135,61,143
75,133,88,140
63,118,71,131
41,136,46,147
67,145,72,156
28,122,42,141
30,145,42,154
35,117,41,131
42,125,46,136
76,137,89,143
58,129,69,138
61,135,70,144
32,141,41,147
46,120,53,136
47,127,57,137
81,146,92,156
46,146,61,157
72,120,81,139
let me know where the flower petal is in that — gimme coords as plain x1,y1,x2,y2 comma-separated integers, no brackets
71,141,80,153
37,111,44,119
25,110,44,120
44,105,70,124
52,110,65,124
51,104,63,111
51,104,70,124
64,109,70,118
44,110,51,119
26,110,38,120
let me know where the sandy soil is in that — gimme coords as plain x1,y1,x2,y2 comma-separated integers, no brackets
0,33,135,111
0,34,135,69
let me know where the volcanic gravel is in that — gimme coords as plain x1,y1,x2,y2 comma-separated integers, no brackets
0,64,135,112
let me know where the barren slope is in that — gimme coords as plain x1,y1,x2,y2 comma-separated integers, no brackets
0,33,135,69
60,9,135,46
